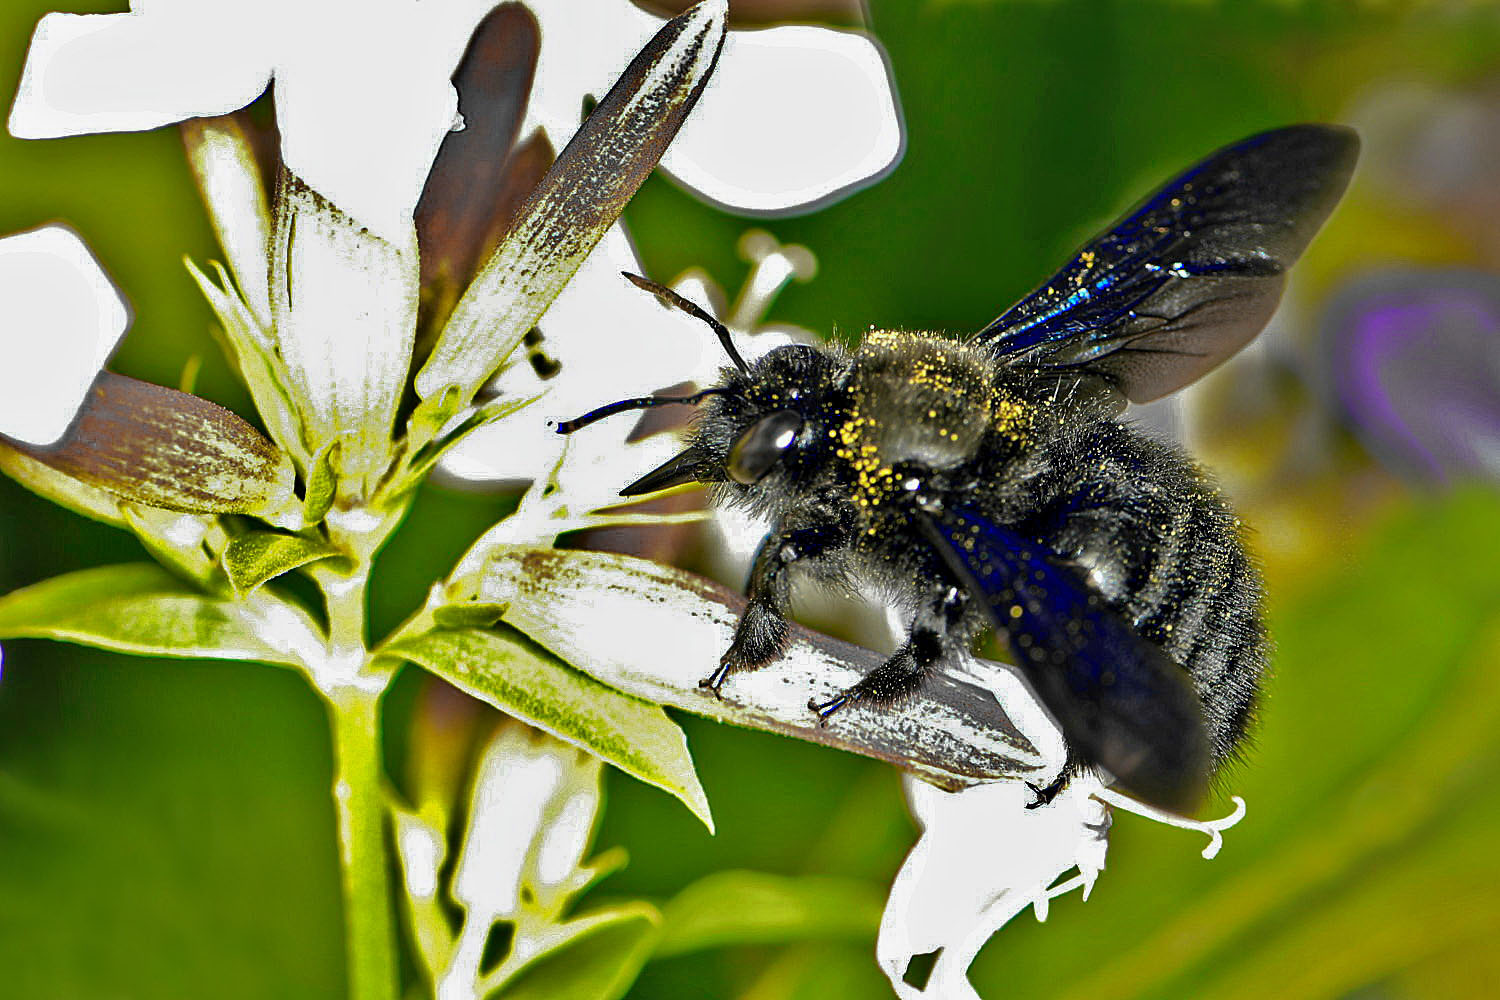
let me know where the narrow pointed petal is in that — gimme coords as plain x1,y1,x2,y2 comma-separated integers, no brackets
416,3,541,300
416,0,729,404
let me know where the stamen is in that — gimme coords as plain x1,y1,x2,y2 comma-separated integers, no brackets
1093,788,1247,859
728,230,816,330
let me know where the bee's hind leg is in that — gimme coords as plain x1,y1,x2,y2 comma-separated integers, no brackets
810,584,969,722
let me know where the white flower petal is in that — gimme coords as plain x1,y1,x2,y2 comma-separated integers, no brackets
271,0,498,244
524,2,900,214
8,11,270,139
522,0,658,153
878,776,1110,1000
660,25,904,213
452,729,564,921
0,224,128,445
10,2,501,243
268,174,418,492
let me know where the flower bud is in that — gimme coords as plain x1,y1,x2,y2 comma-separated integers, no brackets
13,372,296,516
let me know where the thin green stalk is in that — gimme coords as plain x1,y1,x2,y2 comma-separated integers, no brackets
316,547,400,1000
327,680,399,1000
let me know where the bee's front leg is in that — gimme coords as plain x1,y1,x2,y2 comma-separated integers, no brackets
810,583,970,721
703,507,851,695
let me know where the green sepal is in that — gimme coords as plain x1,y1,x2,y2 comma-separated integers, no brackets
384,626,713,832
302,438,341,526
186,257,308,468
119,504,219,587
223,530,342,595
405,383,464,453
0,563,319,668
384,392,542,502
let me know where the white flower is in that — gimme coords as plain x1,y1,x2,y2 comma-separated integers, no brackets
10,0,505,244
0,223,128,446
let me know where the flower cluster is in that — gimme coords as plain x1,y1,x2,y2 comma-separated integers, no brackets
0,3,1250,998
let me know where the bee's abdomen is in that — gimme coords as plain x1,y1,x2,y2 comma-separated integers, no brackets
1033,423,1269,767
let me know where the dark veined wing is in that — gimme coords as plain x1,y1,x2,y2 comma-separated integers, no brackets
974,124,1359,406
917,501,1210,813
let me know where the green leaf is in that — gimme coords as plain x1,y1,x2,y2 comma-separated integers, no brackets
0,563,318,668
655,871,884,958
386,627,713,831
223,531,341,594
489,904,661,1000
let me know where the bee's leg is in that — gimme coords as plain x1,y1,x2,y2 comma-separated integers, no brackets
810,584,968,720
1026,754,1081,809
704,510,850,694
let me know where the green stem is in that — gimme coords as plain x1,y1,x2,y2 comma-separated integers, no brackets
316,543,399,1000
327,682,399,1000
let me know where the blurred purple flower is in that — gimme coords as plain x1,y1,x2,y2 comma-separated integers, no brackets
1322,269,1500,484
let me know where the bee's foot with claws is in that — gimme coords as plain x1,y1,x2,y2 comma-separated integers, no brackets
698,661,735,699
808,693,851,726
1025,771,1071,810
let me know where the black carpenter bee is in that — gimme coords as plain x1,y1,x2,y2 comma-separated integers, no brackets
559,125,1358,813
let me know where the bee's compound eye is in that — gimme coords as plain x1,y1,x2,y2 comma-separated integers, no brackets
727,409,803,485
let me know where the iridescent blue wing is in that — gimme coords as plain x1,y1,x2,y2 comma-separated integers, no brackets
974,125,1358,406
918,502,1210,812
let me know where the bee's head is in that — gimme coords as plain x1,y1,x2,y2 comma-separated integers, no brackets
682,343,842,502
555,275,841,502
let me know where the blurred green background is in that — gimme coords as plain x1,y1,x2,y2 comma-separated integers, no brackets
4,1,1500,998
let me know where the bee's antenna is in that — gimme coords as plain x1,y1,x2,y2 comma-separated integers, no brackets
555,386,726,435
622,271,751,374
